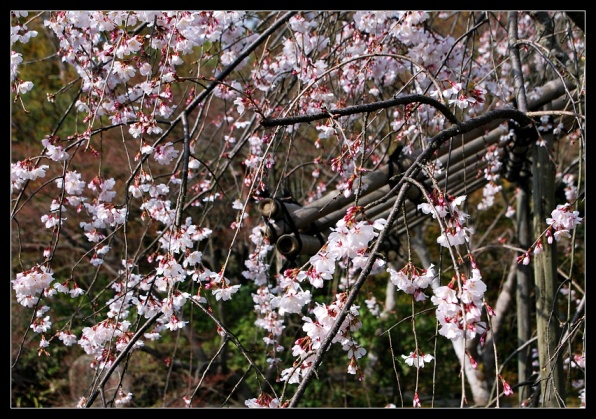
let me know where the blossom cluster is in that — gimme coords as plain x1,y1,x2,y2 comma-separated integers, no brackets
517,202,583,266
417,192,474,248
388,258,490,357
281,292,366,384
244,392,282,408
546,203,583,242
391,192,492,344
387,262,436,302
430,265,491,342
245,207,385,385
477,144,503,211
10,11,37,95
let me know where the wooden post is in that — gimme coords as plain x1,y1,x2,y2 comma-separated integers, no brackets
531,128,565,406
516,180,532,405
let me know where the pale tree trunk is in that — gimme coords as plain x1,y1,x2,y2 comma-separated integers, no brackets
451,339,490,406
482,256,516,404
410,225,431,268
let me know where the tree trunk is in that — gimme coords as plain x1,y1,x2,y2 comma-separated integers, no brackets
452,339,490,406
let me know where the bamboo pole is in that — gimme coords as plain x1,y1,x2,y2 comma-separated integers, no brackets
318,144,499,230
276,233,328,257
274,86,570,234
288,121,509,231
258,79,572,250
383,176,489,236
258,198,302,219
284,167,392,230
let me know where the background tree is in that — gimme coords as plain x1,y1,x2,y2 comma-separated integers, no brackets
11,11,585,408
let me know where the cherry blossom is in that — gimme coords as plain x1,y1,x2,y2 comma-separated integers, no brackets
546,203,583,241
212,284,242,301
10,10,584,408
57,330,78,346
413,392,421,408
152,142,179,165
12,264,55,307
11,160,49,191
402,351,434,368
245,392,281,408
